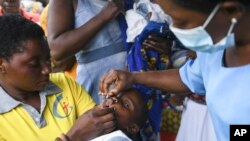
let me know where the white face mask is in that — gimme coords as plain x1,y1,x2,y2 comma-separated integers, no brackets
169,4,237,53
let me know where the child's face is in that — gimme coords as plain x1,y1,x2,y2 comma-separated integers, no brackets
101,89,144,133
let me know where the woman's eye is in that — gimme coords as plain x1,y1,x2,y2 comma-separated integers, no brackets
46,60,51,66
29,61,40,67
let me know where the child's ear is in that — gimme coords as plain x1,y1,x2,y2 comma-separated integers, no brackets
126,123,140,134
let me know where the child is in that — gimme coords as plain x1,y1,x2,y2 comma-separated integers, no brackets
91,88,148,141
125,0,170,43
124,1,177,140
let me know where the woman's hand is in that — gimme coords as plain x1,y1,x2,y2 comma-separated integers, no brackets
99,70,134,97
66,106,116,141
98,0,124,22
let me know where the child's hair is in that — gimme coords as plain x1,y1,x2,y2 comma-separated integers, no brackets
172,0,250,14
124,88,148,129
0,15,45,59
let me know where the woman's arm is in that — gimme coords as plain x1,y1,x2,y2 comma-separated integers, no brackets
99,69,190,96
48,0,122,61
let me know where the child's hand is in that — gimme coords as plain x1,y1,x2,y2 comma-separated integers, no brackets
143,35,172,54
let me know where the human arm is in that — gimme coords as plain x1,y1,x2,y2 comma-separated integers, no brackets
48,0,123,61
52,56,76,73
99,69,190,96
38,4,76,73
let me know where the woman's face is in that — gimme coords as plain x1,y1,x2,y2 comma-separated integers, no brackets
0,38,51,92
156,0,232,43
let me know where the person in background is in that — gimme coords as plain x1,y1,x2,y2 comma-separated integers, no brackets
30,0,49,8
0,15,115,141
99,0,250,141
39,4,77,80
48,0,127,104
39,4,49,35
20,0,44,15
0,0,39,23
37,0,49,7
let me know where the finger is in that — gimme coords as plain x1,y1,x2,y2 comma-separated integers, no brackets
144,39,159,47
102,120,116,131
143,42,165,53
104,70,119,93
143,41,153,48
100,70,117,93
103,124,117,134
109,81,124,95
97,109,116,124
60,134,70,141
148,35,163,42
93,107,115,117
55,137,62,141
99,72,109,93
99,100,107,108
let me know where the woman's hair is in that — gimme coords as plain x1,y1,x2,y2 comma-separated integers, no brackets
172,0,250,13
0,15,44,59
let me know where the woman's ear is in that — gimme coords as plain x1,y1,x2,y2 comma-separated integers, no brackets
0,59,7,74
220,1,245,21
126,123,140,134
